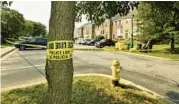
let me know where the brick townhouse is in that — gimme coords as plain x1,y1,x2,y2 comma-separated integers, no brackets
77,12,137,40
95,19,112,39
77,23,95,39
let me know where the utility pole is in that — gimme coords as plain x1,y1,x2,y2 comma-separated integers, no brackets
131,14,134,48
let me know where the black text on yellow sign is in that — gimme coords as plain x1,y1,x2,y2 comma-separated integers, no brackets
47,40,73,60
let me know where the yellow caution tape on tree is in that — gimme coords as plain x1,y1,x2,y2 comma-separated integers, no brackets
46,40,74,60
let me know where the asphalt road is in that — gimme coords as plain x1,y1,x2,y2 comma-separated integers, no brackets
1,48,179,104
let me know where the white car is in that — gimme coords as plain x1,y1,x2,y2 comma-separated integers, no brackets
77,38,84,44
77,38,91,45
81,39,91,45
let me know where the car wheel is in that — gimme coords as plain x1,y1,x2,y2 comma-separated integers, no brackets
19,45,25,50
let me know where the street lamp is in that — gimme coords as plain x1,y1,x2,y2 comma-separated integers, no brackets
131,14,134,48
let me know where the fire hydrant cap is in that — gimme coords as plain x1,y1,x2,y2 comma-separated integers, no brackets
112,60,120,66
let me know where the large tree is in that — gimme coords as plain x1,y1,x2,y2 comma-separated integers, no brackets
21,20,47,37
33,22,47,37
76,1,139,39
136,1,179,53
21,20,34,37
44,2,139,104
44,1,75,104
1,8,25,42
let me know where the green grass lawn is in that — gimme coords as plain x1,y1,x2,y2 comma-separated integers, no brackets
1,43,11,48
104,44,179,60
131,44,179,60
1,76,166,104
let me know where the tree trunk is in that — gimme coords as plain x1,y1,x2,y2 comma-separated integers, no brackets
109,20,113,39
171,37,175,53
81,27,84,38
44,1,75,104
91,24,95,39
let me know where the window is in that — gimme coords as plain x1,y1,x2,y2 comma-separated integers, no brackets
126,20,128,24
133,27,137,33
125,33,128,39
118,20,121,25
125,30,128,33
115,21,117,26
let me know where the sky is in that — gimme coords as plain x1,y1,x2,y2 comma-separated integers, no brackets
10,1,88,31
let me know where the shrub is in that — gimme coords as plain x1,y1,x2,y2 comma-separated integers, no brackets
95,35,105,40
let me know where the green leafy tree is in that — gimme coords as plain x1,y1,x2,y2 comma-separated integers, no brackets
21,20,47,37
21,20,34,37
0,1,13,8
1,8,25,42
44,2,139,104
136,1,179,53
95,35,105,40
33,22,47,37
76,1,139,39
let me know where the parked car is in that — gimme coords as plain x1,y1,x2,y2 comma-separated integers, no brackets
81,39,91,45
86,39,100,46
77,38,84,44
15,38,47,50
95,39,115,48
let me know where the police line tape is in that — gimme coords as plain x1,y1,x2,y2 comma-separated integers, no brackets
5,39,47,48
4,39,158,52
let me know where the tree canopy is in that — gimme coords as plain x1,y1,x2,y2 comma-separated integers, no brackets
135,1,179,52
22,20,47,37
1,8,25,39
76,1,139,25
1,7,47,43
0,1,13,8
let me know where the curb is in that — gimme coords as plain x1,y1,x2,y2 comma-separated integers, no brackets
74,48,104,51
75,73,162,98
0,47,16,58
117,51,179,62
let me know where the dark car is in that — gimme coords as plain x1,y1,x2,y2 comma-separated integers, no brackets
95,39,115,48
86,39,100,46
15,38,47,50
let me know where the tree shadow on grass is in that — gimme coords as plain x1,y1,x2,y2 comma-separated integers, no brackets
166,91,179,104
72,80,129,104
165,47,179,54
71,79,162,104
1,78,164,104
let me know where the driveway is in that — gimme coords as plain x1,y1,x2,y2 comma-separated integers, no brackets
1,49,179,104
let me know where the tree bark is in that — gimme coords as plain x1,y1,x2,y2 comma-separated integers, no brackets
91,24,95,39
81,27,84,38
44,1,75,104
171,37,175,53
109,20,113,39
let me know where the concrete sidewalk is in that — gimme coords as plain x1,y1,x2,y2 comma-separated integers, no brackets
0,47,16,58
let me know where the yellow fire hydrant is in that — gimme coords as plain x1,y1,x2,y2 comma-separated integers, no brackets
111,59,122,86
